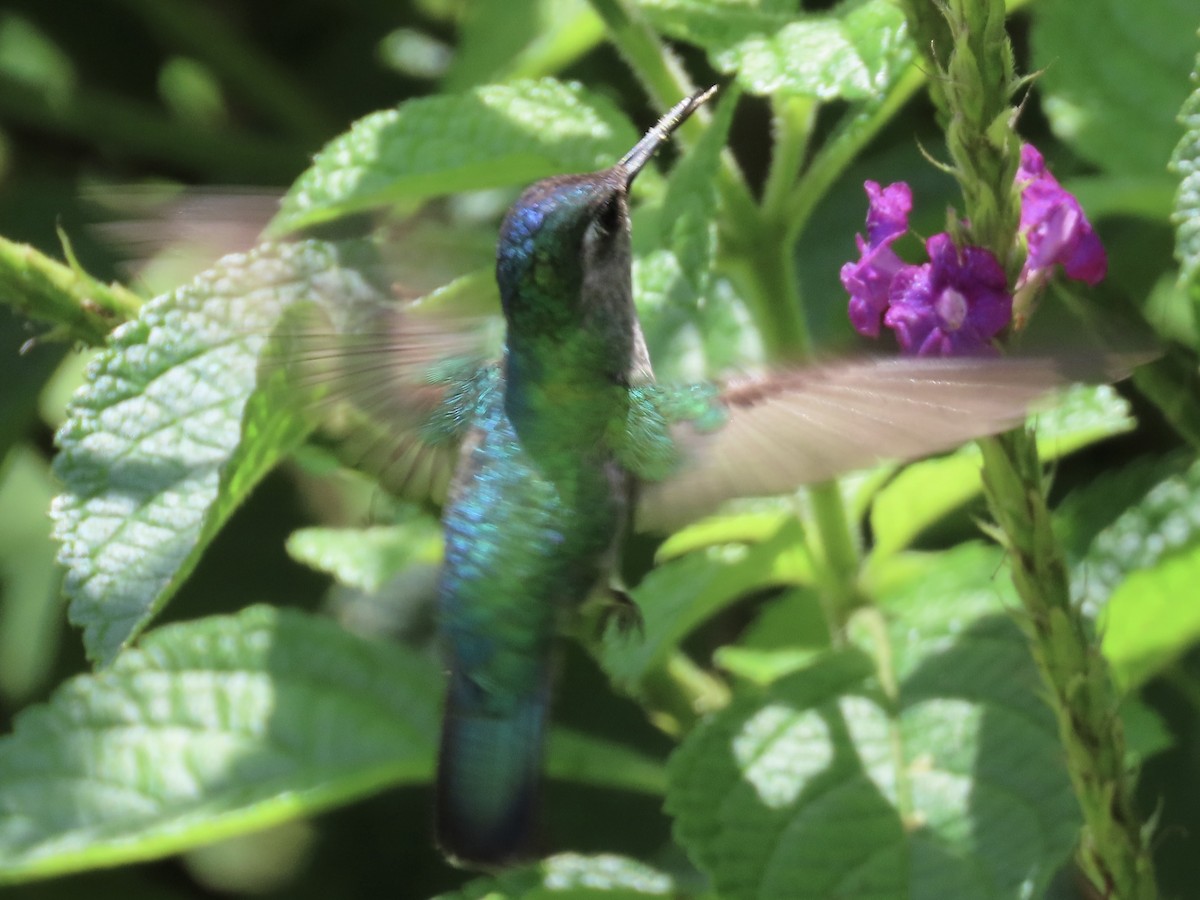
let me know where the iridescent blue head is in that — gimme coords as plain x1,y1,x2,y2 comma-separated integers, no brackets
494,88,717,349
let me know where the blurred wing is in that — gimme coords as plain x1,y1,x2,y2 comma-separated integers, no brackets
635,354,1142,532
270,288,500,507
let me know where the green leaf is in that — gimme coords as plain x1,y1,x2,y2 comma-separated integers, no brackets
668,544,1078,899
637,0,913,100
0,234,141,346
601,519,808,694
0,606,442,884
1031,0,1197,177
0,448,63,701
0,606,665,884
271,79,639,234
1103,545,1200,690
869,384,1135,559
51,240,387,665
1119,697,1174,764
655,505,792,562
435,853,682,898
286,519,443,594
1172,45,1200,322
1076,455,1200,615
1055,452,1190,560
714,587,830,686
1071,456,1200,689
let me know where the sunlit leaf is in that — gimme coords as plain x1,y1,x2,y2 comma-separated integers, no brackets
636,0,913,100
272,79,639,234
51,240,387,665
668,544,1078,900
0,607,441,884
436,852,681,898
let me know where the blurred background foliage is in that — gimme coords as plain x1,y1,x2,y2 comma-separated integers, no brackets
0,0,1197,897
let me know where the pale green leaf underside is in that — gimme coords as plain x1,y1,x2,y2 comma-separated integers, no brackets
1077,455,1200,613
668,545,1078,900
1074,456,1200,688
637,0,912,100
437,852,680,899
50,240,390,665
0,607,666,884
286,519,444,594
272,78,640,234
1172,47,1200,293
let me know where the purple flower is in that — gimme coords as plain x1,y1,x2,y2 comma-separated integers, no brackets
840,181,912,337
842,145,1106,355
1016,144,1107,286
883,233,1012,356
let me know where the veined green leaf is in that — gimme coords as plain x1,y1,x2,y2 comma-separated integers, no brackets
1172,45,1200,337
1076,455,1200,613
51,240,388,665
668,544,1078,899
636,0,913,100
0,606,666,884
1074,456,1200,688
0,606,441,884
436,852,681,898
271,79,639,234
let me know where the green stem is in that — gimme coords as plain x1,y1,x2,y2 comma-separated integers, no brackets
979,432,1158,899
761,95,816,226
0,235,142,346
857,607,913,818
782,62,926,243
909,0,1159,891
807,483,862,625
723,226,810,361
639,651,732,736
586,0,761,239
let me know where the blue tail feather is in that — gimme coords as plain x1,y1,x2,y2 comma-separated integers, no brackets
436,666,547,868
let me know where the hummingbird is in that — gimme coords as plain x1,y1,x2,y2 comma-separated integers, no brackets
282,87,1133,868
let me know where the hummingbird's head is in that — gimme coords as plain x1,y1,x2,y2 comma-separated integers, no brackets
495,169,632,333
495,87,717,342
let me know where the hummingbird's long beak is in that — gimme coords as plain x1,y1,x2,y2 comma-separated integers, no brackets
619,85,719,187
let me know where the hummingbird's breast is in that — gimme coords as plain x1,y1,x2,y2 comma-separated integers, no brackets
436,374,629,708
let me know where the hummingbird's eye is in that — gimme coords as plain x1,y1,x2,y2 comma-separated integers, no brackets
594,194,622,235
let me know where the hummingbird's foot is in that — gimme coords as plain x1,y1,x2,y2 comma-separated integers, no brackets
598,587,644,639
